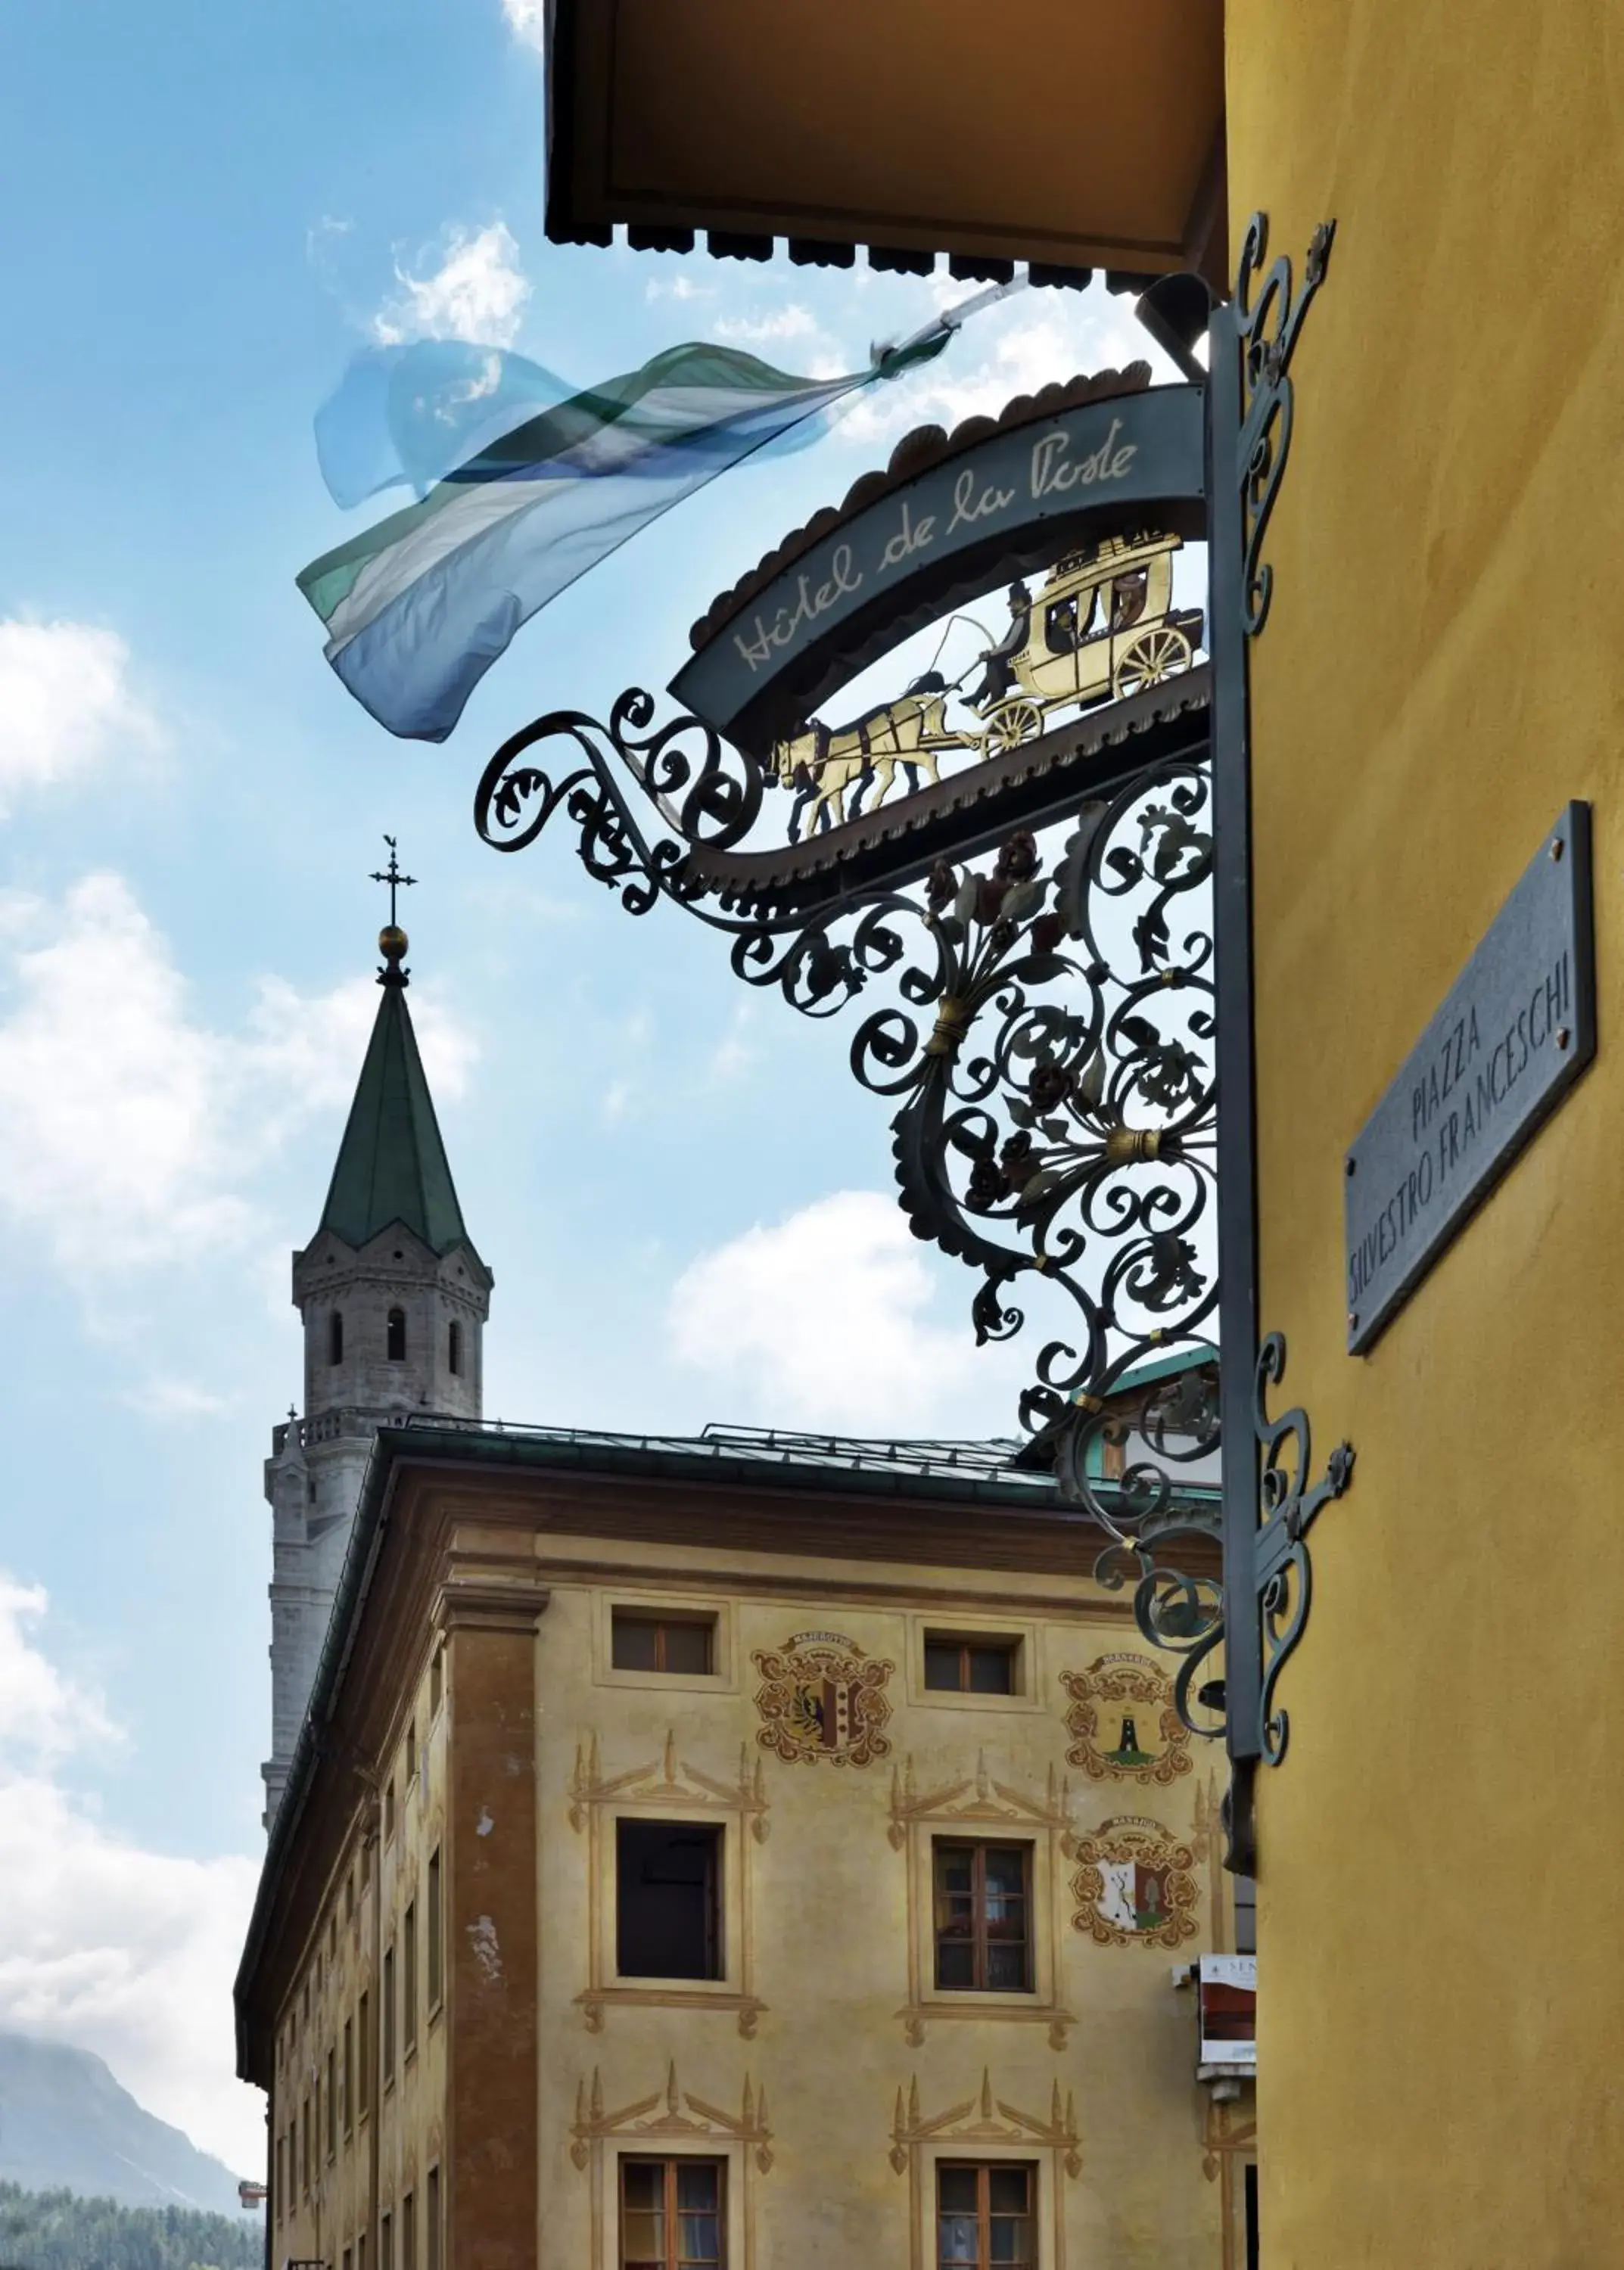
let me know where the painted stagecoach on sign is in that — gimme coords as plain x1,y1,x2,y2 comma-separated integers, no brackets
770,531,1203,841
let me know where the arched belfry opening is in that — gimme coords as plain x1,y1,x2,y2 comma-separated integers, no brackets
387,1306,407,1361
328,1311,344,1365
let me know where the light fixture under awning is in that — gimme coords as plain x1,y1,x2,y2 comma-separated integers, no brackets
544,0,1227,284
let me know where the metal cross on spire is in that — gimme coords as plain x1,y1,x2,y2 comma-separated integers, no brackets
370,835,418,927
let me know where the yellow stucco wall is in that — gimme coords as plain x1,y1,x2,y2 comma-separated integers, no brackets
270,1519,1250,2270
1227,7,1624,2262
529,1526,1243,2270
272,1639,451,2270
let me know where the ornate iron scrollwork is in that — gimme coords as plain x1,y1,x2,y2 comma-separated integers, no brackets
477,699,1225,1642
1235,211,1336,638
1252,1330,1355,1765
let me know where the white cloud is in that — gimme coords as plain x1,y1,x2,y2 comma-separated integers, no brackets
502,0,546,50
0,621,160,816
646,273,714,305
667,1189,1028,1434
0,874,477,1282
0,1575,262,2174
0,1581,119,1763
374,221,531,349
714,303,820,347
838,304,1150,448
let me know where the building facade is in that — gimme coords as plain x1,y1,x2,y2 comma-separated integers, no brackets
260,925,491,1829
238,1425,1252,2269
530,8,1624,2254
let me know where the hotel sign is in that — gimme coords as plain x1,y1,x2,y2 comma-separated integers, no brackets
670,383,1204,754
1344,803,1594,1354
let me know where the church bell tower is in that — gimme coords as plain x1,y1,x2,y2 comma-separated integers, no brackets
260,872,491,1829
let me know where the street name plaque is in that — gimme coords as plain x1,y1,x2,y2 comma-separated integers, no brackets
1344,802,1594,1354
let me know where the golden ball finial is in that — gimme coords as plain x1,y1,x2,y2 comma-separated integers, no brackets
379,925,409,962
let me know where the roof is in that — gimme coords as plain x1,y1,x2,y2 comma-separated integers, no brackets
316,965,471,1257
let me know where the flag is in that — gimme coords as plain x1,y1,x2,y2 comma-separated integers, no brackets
297,331,953,744
314,341,575,508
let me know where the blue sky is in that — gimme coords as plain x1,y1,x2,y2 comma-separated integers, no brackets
0,0,1175,2173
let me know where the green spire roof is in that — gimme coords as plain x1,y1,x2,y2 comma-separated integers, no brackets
317,959,471,1256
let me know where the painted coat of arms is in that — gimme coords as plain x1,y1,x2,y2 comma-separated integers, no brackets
751,1631,894,1767
1061,1653,1193,1786
1071,1815,1198,1948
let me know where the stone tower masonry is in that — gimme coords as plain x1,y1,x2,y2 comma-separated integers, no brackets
260,920,491,1829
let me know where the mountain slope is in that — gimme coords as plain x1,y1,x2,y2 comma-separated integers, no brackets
0,2035,251,2217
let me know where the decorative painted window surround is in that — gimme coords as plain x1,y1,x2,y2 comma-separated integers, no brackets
569,1730,769,2038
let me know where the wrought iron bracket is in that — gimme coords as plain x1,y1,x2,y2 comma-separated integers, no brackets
1206,213,1336,1879
1235,212,1336,638
1252,1330,1354,1765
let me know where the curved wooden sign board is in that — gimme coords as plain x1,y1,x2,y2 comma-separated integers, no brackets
670,378,1206,760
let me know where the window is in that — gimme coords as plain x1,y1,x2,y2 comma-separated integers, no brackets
274,2135,284,2225
403,1901,418,2054
1234,1874,1257,1957
936,2163,1034,2269
621,2158,724,2269
384,1779,395,1842
329,1310,344,1365
430,1645,443,1718
447,1318,462,1375
357,1991,371,2119
387,1306,407,1361
326,2046,337,2160
402,2189,416,2270
924,1634,1019,1695
611,1610,716,1676
383,1947,396,2086
406,1723,417,1786
428,1849,443,2010
427,2167,441,2270
933,1842,1032,1992
358,2232,368,2270
316,1952,323,1998
343,2017,354,2138
344,2250,353,2270
301,2097,311,2197
381,2212,393,2270
361,1839,372,1891
288,2120,297,2204
616,1821,722,1979
345,1868,355,1925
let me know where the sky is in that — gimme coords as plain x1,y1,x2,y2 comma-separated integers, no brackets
0,0,1181,2179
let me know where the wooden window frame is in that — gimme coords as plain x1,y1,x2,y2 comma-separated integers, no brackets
935,2160,1038,2270
611,1609,718,1677
382,1946,397,2088
427,1848,443,2014
618,2154,726,2270
932,1839,1034,1995
614,1818,723,1982
922,1632,1022,1696
403,1901,418,2057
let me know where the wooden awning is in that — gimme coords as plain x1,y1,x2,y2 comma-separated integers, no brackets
544,0,1227,285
